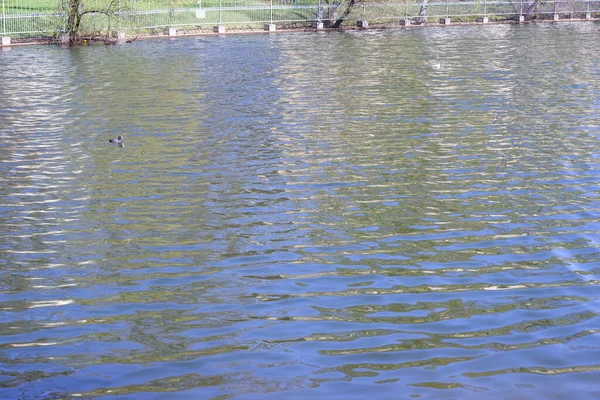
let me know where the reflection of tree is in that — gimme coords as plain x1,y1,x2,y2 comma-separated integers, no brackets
272,33,441,251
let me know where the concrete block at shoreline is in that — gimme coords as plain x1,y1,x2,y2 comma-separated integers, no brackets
213,25,226,34
264,24,276,32
312,21,324,30
440,17,451,25
112,31,126,42
58,33,69,44
357,20,368,29
166,27,177,36
1,37,10,46
400,19,411,26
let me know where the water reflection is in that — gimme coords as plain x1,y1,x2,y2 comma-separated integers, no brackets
1,24,600,399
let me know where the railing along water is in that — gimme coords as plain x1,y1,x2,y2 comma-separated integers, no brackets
0,0,599,40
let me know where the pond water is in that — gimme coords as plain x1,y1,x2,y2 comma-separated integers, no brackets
1,23,600,399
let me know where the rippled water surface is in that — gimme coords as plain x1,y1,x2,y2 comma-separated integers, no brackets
1,23,600,399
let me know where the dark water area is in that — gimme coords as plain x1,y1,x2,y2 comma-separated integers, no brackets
1,23,599,399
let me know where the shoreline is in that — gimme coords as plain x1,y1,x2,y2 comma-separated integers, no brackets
0,17,596,48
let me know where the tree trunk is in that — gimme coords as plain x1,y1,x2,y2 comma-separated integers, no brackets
331,0,358,28
66,0,84,44
417,0,428,23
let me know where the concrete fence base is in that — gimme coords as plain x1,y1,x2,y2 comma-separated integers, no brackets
112,31,126,42
58,33,69,44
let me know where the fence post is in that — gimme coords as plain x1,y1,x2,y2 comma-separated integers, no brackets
61,0,66,33
440,0,451,24
2,0,6,35
264,0,276,31
479,0,489,22
520,0,523,19
586,0,591,19
317,0,322,22
312,0,323,29
213,0,225,32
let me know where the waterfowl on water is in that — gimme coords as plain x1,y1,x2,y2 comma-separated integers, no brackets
109,135,124,144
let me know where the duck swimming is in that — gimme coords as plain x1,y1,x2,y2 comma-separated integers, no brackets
109,135,124,144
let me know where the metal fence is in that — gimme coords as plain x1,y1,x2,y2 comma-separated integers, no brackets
1,0,600,38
